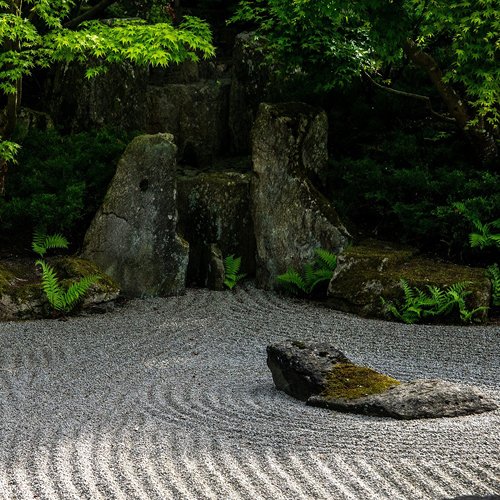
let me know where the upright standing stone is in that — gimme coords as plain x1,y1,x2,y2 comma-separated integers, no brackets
81,134,189,297
251,102,351,289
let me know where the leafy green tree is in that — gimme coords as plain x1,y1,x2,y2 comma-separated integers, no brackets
232,0,500,167
0,0,215,194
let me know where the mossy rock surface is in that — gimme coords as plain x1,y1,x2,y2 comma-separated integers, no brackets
327,239,491,323
321,363,401,400
0,256,120,321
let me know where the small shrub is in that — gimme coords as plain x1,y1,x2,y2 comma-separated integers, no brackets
381,279,487,324
275,249,337,295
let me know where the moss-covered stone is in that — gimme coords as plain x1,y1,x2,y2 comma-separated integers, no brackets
327,239,491,323
0,256,120,321
320,363,401,400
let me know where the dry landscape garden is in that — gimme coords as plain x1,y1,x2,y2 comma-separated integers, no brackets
1,0,500,499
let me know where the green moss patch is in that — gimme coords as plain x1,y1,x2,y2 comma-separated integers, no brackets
321,363,401,400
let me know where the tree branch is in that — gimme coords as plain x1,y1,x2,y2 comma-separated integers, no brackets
363,71,456,124
63,0,117,29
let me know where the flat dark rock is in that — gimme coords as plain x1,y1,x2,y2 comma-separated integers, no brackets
267,340,349,401
307,379,498,420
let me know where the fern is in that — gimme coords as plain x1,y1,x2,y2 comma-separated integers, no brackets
382,279,486,324
33,229,99,314
36,260,100,313
487,263,500,306
32,226,69,258
223,255,246,290
275,249,337,295
276,266,307,295
453,202,500,250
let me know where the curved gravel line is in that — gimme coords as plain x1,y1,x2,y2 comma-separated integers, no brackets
0,283,499,500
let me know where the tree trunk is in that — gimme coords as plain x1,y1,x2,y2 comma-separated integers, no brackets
403,38,500,167
0,1,22,195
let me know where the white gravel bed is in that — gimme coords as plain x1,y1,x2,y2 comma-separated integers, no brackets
0,282,499,500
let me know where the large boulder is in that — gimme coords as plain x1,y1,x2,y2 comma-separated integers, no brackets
146,81,231,166
327,239,491,322
177,165,255,284
308,379,498,420
229,32,273,155
268,341,498,420
251,102,351,289
81,134,189,298
267,340,350,401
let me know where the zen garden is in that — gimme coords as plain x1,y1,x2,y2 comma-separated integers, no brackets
0,1,500,500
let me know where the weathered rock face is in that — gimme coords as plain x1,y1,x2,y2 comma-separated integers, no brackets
0,107,53,141
229,32,273,155
267,340,350,401
44,60,149,133
81,134,189,298
0,257,119,321
201,243,225,291
252,102,351,289
308,379,498,420
268,340,498,419
177,167,255,284
327,239,491,322
146,81,231,166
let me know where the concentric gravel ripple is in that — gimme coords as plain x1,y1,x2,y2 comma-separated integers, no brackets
0,283,499,500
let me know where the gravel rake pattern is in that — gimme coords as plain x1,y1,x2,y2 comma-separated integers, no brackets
0,284,499,499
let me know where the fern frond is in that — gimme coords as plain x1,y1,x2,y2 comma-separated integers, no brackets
32,227,69,257
32,226,48,257
223,255,240,277
63,275,100,312
314,249,337,271
223,255,246,290
36,260,65,311
487,263,500,306
42,233,69,252
400,279,415,300
276,266,307,295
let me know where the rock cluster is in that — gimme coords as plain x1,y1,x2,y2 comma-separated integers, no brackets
268,340,498,420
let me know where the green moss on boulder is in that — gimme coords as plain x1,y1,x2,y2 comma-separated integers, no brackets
0,257,120,321
321,363,401,400
327,239,491,323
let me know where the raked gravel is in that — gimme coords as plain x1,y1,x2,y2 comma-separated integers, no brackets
0,282,499,500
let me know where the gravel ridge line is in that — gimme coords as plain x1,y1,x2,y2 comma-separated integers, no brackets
0,282,499,500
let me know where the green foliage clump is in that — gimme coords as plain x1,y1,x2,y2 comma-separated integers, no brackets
453,202,500,250
223,255,246,290
32,227,69,258
381,279,487,324
320,363,401,400
275,249,337,295
33,227,100,314
0,127,135,241
486,264,500,307
329,125,500,255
